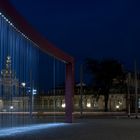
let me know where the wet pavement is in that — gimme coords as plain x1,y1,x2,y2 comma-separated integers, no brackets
0,117,140,140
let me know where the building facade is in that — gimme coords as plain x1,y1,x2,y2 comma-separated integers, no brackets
0,59,139,113
0,56,29,111
33,84,127,112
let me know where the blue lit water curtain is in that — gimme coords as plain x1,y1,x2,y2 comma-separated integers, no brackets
0,11,40,95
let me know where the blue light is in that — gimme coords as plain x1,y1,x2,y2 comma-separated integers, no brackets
33,89,37,95
0,123,68,137
27,88,37,95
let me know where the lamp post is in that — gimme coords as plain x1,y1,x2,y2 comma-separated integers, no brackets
80,64,83,117
21,79,37,117
24,78,37,118
32,88,37,113
28,86,37,117
21,82,26,112
127,73,131,117
134,61,138,119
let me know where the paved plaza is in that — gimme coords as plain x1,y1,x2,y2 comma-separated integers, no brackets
0,115,140,140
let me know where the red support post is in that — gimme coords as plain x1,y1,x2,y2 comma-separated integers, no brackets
65,62,74,123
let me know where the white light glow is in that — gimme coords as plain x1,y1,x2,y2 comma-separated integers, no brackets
3,16,6,20
119,101,122,105
87,102,91,108
116,105,120,109
62,103,66,108
33,89,37,95
0,11,43,61
21,82,26,87
5,18,9,22
10,106,14,110
0,123,67,137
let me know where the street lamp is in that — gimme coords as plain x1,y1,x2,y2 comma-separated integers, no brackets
28,87,37,117
134,61,138,119
32,89,37,95
80,64,84,117
87,102,91,108
21,80,37,117
21,82,26,87
10,105,14,110
32,88,37,113
21,82,26,112
61,100,66,108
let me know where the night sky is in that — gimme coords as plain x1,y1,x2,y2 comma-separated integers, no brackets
9,0,140,81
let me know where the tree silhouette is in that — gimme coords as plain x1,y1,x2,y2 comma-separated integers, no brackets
85,58,125,111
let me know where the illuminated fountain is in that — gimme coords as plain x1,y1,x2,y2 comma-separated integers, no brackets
0,1,74,133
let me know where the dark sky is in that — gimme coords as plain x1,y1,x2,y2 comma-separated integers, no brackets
9,0,140,80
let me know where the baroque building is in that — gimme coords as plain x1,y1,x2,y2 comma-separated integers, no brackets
0,56,138,113
0,56,19,99
0,56,28,111
34,83,127,112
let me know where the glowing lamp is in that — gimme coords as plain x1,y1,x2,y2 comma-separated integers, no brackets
10,106,14,110
21,82,26,87
116,105,120,109
62,103,66,108
87,102,91,108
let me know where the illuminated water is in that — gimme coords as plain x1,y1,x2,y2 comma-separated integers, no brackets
0,123,67,137
0,10,66,135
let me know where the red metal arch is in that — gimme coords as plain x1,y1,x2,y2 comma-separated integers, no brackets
0,0,74,123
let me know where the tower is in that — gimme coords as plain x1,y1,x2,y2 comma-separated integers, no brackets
0,56,19,111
